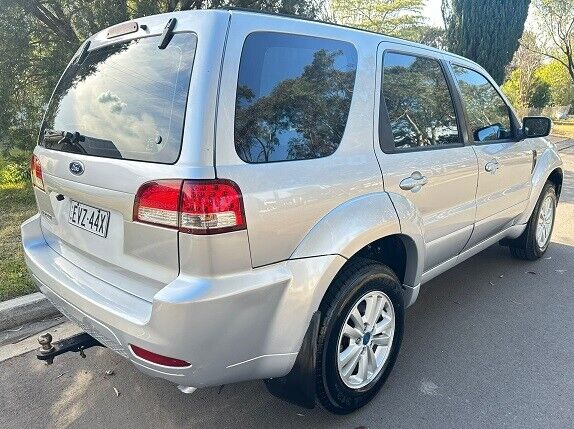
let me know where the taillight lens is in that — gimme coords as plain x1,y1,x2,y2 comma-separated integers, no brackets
180,180,245,234
133,179,246,235
130,344,190,367
30,154,44,190
133,180,182,227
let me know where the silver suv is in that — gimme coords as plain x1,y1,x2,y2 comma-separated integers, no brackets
22,9,562,414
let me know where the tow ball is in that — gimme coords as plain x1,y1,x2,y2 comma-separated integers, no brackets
37,332,105,364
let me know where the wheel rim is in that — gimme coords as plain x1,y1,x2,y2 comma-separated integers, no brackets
336,291,395,389
536,195,555,249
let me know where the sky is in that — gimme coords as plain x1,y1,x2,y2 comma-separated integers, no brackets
422,0,444,27
422,0,536,29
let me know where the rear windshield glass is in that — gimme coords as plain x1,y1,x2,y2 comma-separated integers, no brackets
40,33,197,164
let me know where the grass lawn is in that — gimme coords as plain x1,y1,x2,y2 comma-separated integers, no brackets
553,121,574,140
0,183,37,301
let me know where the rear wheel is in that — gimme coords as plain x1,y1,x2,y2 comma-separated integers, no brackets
316,259,404,414
509,182,557,260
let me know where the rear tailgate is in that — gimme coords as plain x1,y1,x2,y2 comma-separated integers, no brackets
35,151,185,301
32,13,227,302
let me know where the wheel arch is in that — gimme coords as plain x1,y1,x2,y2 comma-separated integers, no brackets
292,192,425,313
548,167,563,200
515,146,563,225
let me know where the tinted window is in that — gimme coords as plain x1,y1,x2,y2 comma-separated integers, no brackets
40,33,196,163
451,65,513,142
382,52,459,150
234,33,357,163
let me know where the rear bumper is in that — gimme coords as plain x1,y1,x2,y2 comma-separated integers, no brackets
22,214,345,387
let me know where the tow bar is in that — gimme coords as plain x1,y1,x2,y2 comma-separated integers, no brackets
36,332,105,364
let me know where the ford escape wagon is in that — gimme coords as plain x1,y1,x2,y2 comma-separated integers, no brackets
22,9,563,414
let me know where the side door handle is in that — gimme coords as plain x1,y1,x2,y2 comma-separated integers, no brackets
400,171,428,193
485,160,500,174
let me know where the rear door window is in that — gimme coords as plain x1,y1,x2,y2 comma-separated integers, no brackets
451,65,513,142
40,33,197,164
234,32,358,163
381,52,460,151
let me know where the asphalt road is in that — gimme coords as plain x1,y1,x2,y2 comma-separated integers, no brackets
1,144,573,429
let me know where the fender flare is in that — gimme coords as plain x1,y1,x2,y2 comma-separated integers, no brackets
291,192,426,290
515,147,563,226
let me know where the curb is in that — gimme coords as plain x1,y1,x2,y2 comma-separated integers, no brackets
0,293,60,332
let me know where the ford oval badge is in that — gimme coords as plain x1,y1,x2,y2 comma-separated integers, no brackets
69,161,84,176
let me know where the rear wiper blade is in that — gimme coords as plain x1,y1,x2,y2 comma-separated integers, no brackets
43,129,87,153
44,129,85,143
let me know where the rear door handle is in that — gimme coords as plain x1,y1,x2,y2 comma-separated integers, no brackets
400,171,428,193
485,160,500,174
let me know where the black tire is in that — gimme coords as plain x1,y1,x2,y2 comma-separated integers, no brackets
315,258,405,414
509,182,557,261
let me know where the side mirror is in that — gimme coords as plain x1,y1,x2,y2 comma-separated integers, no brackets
474,123,504,142
522,116,551,139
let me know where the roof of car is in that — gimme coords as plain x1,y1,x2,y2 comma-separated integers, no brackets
220,7,478,67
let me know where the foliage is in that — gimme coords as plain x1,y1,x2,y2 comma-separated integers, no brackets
331,0,429,41
417,25,446,49
442,0,530,84
0,149,32,185
501,70,523,109
502,32,544,108
536,60,574,106
0,184,37,301
502,59,574,112
531,0,574,84
529,79,552,109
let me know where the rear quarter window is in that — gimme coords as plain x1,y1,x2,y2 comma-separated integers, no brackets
234,32,358,163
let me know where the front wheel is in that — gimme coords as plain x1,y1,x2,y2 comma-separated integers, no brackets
316,259,404,414
509,182,557,260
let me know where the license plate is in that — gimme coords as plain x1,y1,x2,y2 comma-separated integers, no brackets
68,200,110,238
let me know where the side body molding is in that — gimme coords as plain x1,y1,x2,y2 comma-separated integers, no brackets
515,145,563,226
291,192,426,306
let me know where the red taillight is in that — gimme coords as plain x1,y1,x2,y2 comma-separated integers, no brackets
133,180,182,227
130,344,190,368
180,180,245,235
133,179,246,235
30,154,44,190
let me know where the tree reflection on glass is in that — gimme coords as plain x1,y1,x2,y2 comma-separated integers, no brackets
451,65,512,141
234,34,357,163
383,53,459,149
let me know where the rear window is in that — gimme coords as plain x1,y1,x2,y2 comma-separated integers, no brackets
234,32,357,163
40,33,197,164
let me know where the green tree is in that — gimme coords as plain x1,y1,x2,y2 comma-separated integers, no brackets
501,69,523,108
442,0,530,84
529,79,551,109
501,31,546,109
530,0,574,85
331,0,426,40
536,60,574,106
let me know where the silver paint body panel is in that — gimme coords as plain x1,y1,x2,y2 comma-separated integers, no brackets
22,9,562,389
